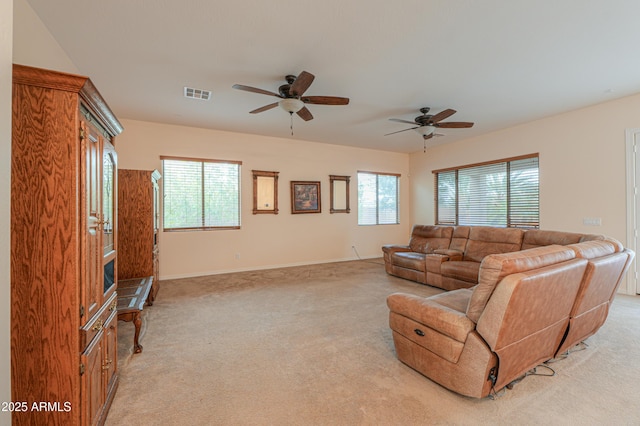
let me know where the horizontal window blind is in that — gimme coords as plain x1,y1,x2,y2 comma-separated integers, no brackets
358,171,400,225
509,156,540,228
436,170,456,225
358,172,378,225
459,162,507,226
434,154,539,228
162,157,241,231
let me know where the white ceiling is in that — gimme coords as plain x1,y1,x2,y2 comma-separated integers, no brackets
25,0,640,153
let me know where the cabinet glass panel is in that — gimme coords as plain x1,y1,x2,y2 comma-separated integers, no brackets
104,259,115,294
103,148,115,256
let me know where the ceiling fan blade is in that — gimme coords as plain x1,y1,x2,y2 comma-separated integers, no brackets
232,84,281,98
290,71,315,97
296,106,314,121
384,126,419,136
301,96,349,105
429,109,457,123
435,121,474,128
249,102,279,114
389,118,418,125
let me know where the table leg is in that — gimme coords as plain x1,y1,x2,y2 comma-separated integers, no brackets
133,312,143,354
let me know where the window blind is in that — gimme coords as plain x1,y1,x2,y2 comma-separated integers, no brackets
434,154,539,228
162,157,241,230
357,171,400,225
436,170,456,225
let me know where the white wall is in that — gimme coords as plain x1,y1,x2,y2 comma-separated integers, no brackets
117,119,411,279
410,94,640,292
1,1,13,423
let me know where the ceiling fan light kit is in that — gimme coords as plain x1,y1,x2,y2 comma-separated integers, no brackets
414,125,436,137
279,98,304,114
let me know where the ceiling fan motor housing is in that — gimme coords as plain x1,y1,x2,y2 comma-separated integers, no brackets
279,84,293,97
279,75,298,97
415,114,434,125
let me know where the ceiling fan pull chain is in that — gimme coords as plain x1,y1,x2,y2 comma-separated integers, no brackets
290,112,294,136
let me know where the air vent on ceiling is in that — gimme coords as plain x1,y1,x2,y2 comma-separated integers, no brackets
184,86,211,101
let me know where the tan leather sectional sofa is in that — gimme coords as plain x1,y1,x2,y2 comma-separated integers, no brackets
383,225,606,290
384,225,634,398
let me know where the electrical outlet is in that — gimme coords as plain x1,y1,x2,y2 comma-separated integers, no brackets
235,253,240,260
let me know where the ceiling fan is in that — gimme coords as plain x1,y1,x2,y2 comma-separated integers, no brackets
385,107,474,140
232,71,350,122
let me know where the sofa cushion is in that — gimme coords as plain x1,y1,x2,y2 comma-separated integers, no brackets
568,240,616,260
440,260,481,284
392,252,427,272
466,245,576,323
463,226,524,262
521,229,604,250
408,225,453,253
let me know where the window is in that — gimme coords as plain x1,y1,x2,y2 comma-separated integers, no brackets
161,156,241,230
357,171,400,225
434,154,539,228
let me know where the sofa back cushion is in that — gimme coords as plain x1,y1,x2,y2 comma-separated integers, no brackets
409,225,453,253
463,227,525,263
448,226,470,252
466,245,576,323
555,241,634,355
567,240,627,312
521,229,604,250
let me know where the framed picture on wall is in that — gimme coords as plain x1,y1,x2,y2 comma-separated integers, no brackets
291,181,321,214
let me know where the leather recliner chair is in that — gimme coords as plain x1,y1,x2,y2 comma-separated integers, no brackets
387,245,589,398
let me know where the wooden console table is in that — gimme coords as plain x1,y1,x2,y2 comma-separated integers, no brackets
117,276,153,353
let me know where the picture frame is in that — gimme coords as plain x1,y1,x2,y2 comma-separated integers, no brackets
291,181,321,214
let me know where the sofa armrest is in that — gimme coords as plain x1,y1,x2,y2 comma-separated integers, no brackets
434,249,464,260
425,250,463,274
382,244,412,255
387,292,475,342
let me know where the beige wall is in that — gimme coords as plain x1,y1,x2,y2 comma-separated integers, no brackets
2,0,13,422
12,0,77,73
117,119,411,279
410,94,640,291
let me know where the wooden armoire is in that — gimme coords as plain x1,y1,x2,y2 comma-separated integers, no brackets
118,169,161,300
11,64,122,425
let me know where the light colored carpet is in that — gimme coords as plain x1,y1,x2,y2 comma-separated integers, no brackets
107,260,640,425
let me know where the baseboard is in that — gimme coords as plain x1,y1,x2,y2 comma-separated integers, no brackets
159,255,383,280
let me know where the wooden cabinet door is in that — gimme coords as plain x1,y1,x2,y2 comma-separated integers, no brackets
81,119,103,324
81,330,104,426
103,310,118,392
